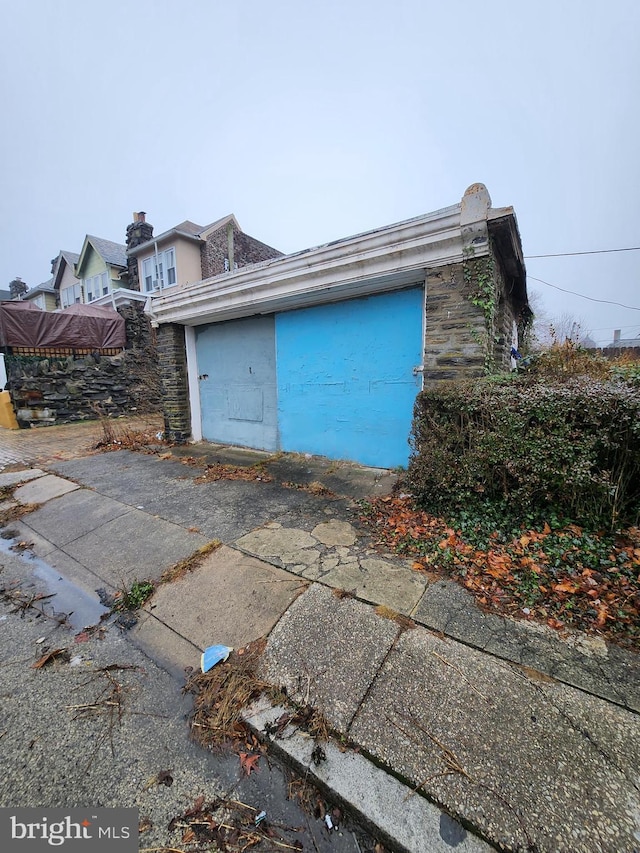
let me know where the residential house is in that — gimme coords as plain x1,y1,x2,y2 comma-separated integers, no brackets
0,290,12,302
74,235,129,304
23,279,57,311
147,184,530,469
605,330,640,349
125,212,283,295
51,250,81,308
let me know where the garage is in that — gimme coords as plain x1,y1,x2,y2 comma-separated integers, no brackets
275,287,424,467
194,287,424,468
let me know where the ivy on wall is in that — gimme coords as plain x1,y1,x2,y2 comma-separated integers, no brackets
463,253,497,374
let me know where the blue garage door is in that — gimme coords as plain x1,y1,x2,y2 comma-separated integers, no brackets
195,316,278,451
276,287,424,468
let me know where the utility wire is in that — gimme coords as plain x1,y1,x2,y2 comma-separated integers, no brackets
527,275,640,311
525,246,640,258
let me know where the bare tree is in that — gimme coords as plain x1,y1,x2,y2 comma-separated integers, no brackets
528,291,594,349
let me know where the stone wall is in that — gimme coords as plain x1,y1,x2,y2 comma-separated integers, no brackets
4,303,163,427
200,226,283,279
423,261,486,383
156,323,191,442
423,241,526,385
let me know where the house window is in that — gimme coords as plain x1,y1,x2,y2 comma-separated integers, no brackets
142,247,177,292
31,294,46,309
84,272,109,302
61,283,83,308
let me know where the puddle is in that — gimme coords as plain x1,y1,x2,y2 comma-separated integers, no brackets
0,535,108,630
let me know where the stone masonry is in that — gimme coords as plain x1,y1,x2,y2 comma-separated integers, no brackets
125,213,154,292
200,226,283,279
423,261,487,383
5,303,162,426
156,323,191,442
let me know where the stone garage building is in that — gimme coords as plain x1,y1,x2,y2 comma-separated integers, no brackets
147,184,529,469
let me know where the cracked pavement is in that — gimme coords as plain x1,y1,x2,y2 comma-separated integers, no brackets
1,443,639,851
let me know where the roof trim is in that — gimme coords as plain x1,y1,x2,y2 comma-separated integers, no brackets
149,202,468,326
127,227,205,257
148,185,526,328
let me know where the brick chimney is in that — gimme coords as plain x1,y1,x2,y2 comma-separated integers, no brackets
126,211,154,292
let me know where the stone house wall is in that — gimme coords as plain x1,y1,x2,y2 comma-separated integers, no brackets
200,227,283,279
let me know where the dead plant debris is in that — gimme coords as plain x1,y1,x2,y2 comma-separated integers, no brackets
65,662,147,774
32,647,70,669
0,585,68,625
194,463,273,484
94,424,168,454
0,502,41,527
360,495,640,649
374,604,416,631
160,541,222,584
166,794,304,853
282,481,335,497
186,638,269,753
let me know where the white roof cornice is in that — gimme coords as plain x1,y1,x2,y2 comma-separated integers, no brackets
149,187,497,327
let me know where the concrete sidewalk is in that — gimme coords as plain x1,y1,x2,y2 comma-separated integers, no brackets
1,447,639,852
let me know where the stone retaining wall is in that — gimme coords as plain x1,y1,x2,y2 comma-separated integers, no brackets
4,303,163,427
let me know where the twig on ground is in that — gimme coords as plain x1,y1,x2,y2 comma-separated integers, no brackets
431,651,496,707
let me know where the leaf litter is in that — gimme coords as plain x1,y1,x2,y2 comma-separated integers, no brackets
360,495,640,649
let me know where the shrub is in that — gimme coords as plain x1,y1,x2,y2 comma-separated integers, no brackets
408,372,640,530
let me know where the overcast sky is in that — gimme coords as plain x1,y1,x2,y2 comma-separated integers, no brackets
1,0,638,345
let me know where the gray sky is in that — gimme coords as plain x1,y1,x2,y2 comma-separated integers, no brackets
1,0,638,346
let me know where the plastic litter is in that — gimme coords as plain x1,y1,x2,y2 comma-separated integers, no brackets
254,810,267,827
201,644,233,673
324,814,333,830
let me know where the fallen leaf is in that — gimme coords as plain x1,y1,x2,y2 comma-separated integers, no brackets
552,581,578,594
32,648,69,669
239,752,260,776
184,794,205,817
156,769,173,786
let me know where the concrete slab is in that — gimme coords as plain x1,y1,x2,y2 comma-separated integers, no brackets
15,489,130,548
131,611,204,678
236,525,320,565
13,474,79,504
31,546,116,601
262,584,399,731
1,519,59,558
140,544,307,653
51,452,320,542
170,442,399,500
348,625,640,853
414,577,640,711
0,468,46,488
320,557,427,614
245,697,492,853
61,509,210,586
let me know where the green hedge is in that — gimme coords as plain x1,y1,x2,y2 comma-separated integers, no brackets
408,374,640,529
